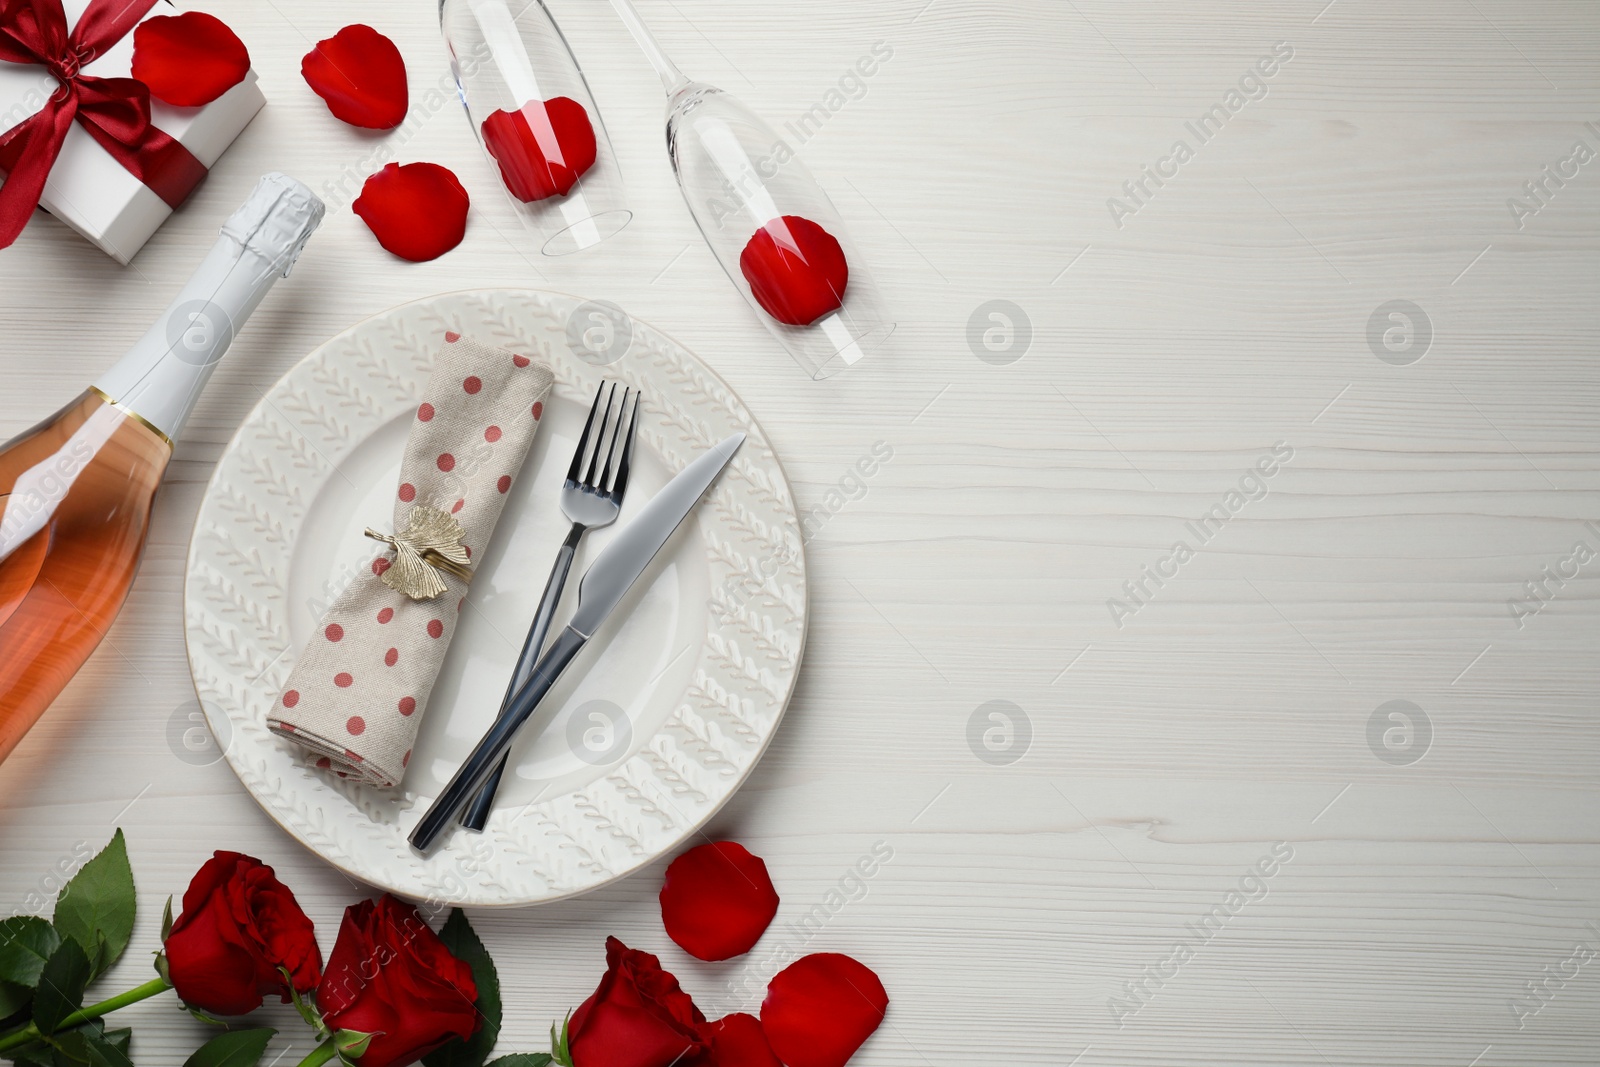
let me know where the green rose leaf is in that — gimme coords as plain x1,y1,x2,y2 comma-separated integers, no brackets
52,830,135,978
181,1028,277,1067
47,1023,132,1067
482,1057,553,1067
101,1028,131,1062
160,896,174,942
0,977,31,1022
0,916,62,987
32,939,91,1035
421,910,500,1067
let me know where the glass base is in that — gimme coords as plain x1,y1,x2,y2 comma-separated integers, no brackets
541,208,633,256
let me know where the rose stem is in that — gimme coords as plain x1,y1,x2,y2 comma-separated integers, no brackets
0,977,173,1052
294,1038,339,1067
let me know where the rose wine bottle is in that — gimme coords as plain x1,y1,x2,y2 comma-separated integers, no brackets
0,173,324,764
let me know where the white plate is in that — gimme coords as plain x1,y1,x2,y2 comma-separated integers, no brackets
183,289,806,906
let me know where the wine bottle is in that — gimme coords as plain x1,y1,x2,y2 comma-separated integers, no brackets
0,173,325,764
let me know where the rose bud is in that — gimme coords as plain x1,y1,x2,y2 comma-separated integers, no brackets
317,895,479,1067
569,936,707,1067
164,851,322,1016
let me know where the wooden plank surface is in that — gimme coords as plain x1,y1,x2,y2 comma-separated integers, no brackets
2,0,1598,1064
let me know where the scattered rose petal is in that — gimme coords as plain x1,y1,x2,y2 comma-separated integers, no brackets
353,162,469,261
660,841,779,961
761,954,886,1067
132,12,250,107
302,24,408,129
695,1014,781,1067
739,216,849,326
481,96,597,201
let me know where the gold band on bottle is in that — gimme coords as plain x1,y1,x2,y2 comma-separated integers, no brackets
88,385,175,450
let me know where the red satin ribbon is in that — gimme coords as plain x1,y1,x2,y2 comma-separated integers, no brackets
0,0,208,249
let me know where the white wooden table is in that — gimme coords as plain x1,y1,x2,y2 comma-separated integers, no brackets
3,1,1598,1063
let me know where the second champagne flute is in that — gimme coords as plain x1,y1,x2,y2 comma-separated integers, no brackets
608,0,895,379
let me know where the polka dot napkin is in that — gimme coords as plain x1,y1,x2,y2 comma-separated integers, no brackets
267,333,555,787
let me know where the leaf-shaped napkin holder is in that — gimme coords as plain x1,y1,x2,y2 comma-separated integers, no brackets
365,506,473,600
266,333,554,787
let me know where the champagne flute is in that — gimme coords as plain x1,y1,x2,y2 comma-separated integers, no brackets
608,0,893,379
442,0,632,255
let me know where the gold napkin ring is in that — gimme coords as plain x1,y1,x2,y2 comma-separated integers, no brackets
364,505,474,600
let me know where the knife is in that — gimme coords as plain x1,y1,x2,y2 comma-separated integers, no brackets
409,431,746,851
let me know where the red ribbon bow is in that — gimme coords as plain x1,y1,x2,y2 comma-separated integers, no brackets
0,0,207,250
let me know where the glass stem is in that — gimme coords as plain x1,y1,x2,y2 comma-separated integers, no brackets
606,0,690,94
0,977,173,1052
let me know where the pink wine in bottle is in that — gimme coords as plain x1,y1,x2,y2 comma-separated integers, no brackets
0,173,324,764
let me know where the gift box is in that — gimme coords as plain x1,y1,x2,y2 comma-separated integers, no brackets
0,0,264,264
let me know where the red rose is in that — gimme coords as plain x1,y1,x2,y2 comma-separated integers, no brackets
569,937,707,1067
164,851,322,1016
317,896,479,1067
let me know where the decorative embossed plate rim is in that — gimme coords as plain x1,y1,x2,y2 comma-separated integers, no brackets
182,289,806,906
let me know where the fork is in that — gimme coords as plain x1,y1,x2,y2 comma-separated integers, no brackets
461,380,639,831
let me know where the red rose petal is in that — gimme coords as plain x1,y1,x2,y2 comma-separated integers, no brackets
481,96,597,201
301,24,408,129
698,1014,781,1067
761,954,886,1067
660,841,779,961
353,162,469,262
739,216,849,327
132,12,250,107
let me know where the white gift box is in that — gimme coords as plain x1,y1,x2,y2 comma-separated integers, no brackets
0,0,265,264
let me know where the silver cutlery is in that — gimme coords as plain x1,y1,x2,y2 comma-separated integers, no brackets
462,381,638,831
411,431,746,852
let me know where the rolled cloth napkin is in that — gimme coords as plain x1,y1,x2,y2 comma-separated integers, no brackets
268,333,554,786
